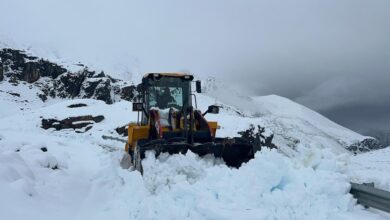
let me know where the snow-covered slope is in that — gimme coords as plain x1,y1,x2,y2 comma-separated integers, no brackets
197,93,365,157
1,47,387,219
0,98,387,220
0,80,47,118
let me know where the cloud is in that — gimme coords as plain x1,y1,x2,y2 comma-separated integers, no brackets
0,0,389,133
295,74,390,111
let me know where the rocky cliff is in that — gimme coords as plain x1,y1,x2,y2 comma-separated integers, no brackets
0,48,141,103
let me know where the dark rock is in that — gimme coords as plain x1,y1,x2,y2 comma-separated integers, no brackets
107,75,119,83
83,79,102,97
40,147,48,152
84,125,93,132
238,124,277,151
8,92,20,97
57,72,88,98
93,115,105,123
38,59,67,79
0,59,3,81
68,103,87,108
93,79,112,104
8,76,19,85
23,61,41,83
120,84,142,101
347,138,385,153
0,48,133,104
0,49,66,83
366,130,390,147
38,93,47,102
41,115,105,131
116,125,128,136
93,71,106,78
0,49,28,74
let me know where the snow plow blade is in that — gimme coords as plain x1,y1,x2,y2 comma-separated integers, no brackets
135,138,255,168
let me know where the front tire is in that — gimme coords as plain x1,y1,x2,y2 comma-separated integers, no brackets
132,145,143,174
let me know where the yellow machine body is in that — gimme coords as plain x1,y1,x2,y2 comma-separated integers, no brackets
126,121,218,152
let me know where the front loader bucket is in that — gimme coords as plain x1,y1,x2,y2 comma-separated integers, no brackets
137,137,256,169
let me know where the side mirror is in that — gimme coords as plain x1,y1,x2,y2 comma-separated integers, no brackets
132,102,143,112
208,105,219,114
195,80,202,93
203,105,219,116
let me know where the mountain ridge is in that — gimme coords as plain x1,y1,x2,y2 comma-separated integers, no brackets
0,47,384,154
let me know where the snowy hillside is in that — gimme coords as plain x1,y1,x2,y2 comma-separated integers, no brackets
1,47,389,219
198,88,368,156
0,98,388,220
1,47,375,156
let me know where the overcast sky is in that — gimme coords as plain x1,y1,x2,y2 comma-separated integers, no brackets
0,0,389,134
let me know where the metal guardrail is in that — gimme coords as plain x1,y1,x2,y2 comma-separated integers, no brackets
350,182,390,213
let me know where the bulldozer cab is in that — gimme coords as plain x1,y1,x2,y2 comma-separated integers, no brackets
139,73,193,125
144,74,191,111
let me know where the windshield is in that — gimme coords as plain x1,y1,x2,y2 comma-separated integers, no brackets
149,87,183,109
145,77,190,110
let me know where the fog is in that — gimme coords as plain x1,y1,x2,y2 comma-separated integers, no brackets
0,0,389,135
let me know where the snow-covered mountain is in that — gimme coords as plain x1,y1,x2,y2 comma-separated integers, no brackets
0,48,377,154
1,47,389,219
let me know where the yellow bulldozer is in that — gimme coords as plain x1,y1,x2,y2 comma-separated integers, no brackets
125,73,255,173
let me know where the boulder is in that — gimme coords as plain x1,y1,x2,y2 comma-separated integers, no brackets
41,115,105,132
67,103,87,108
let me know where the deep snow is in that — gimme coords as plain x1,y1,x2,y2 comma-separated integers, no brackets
0,94,388,219
347,147,390,191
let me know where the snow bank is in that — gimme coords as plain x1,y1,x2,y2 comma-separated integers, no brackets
138,149,355,219
347,147,390,191
0,139,384,220
0,86,385,219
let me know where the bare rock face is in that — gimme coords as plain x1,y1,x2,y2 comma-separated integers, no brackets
0,58,3,81
120,84,143,102
23,62,41,83
41,115,105,133
347,138,385,153
0,48,137,104
0,48,67,83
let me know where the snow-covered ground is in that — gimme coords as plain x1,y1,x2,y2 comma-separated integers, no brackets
0,92,389,219
347,147,390,191
198,93,365,157
0,80,49,118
